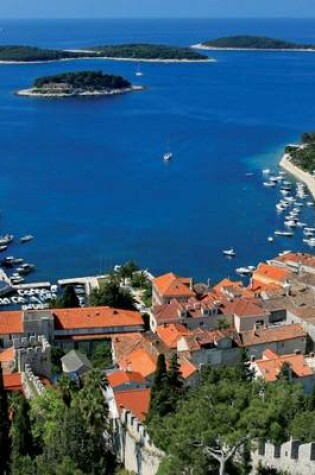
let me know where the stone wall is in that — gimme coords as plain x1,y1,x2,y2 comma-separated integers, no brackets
252,439,315,475
22,364,46,399
13,335,51,378
117,408,164,475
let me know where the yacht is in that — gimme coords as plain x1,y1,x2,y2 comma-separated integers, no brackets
267,236,274,242
163,152,173,161
274,230,294,237
0,234,13,246
20,234,33,243
262,169,271,175
135,64,144,77
235,267,252,275
223,248,236,257
263,181,276,187
0,245,7,252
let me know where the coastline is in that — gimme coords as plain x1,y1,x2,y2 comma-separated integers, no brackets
191,43,315,52
280,153,315,200
0,54,216,65
16,84,144,98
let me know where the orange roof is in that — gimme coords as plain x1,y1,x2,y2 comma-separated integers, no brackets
157,323,190,349
153,298,185,324
253,263,292,283
0,347,14,363
107,370,146,388
213,278,243,294
120,347,157,378
180,357,197,380
53,306,143,331
254,349,313,382
0,311,24,335
3,373,23,392
241,323,307,347
276,252,315,268
114,388,151,421
112,333,144,362
223,298,268,319
153,273,195,298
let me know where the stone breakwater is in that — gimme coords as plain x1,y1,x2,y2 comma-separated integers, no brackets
16,85,144,98
280,152,315,200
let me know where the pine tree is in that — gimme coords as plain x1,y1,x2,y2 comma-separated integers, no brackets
0,365,9,475
238,347,254,382
61,286,80,308
10,394,34,473
309,382,315,411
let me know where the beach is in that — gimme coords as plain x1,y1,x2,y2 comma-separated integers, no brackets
280,153,315,199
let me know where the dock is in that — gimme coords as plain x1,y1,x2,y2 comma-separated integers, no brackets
58,274,109,296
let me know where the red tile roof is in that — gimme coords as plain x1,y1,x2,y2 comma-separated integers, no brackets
153,273,195,298
253,263,292,283
0,311,24,335
153,299,184,324
254,349,313,382
107,370,146,388
3,373,23,392
223,298,268,319
0,347,14,363
53,306,143,331
179,357,197,380
114,388,151,421
157,323,190,349
120,347,157,378
240,323,307,347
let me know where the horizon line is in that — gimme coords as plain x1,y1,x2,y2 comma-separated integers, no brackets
0,16,315,21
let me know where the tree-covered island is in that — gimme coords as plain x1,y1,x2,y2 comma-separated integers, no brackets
86,43,209,61
0,45,95,62
194,35,315,51
16,71,142,98
0,43,210,63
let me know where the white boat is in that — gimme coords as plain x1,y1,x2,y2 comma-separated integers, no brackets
20,234,33,243
0,245,7,252
223,248,236,257
262,169,271,174
135,64,144,77
163,152,173,161
267,236,274,242
263,181,276,187
284,220,297,228
307,201,314,206
274,230,294,237
0,234,13,246
235,267,252,275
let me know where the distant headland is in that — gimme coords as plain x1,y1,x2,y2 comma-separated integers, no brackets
0,44,213,64
192,35,315,52
16,71,143,98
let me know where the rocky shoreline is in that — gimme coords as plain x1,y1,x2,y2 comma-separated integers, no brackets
16,85,144,98
192,43,315,52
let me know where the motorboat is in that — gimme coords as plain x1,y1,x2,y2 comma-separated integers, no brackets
262,169,271,174
263,181,276,187
274,230,294,237
223,248,236,257
235,267,253,275
20,234,33,243
284,220,297,228
0,234,13,246
267,236,274,242
0,246,7,252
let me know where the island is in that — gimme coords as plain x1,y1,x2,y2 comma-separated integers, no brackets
0,43,212,64
16,71,142,98
83,43,210,62
192,35,315,51
280,132,315,199
0,45,95,63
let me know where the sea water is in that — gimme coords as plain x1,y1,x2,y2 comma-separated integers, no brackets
0,18,314,282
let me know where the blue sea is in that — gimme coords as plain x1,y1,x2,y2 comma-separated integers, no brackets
0,18,315,283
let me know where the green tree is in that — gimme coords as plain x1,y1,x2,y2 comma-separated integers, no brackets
118,261,139,280
57,375,78,408
55,456,84,475
238,348,254,382
61,285,80,308
276,362,291,382
10,395,34,466
89,279,136,310
289,410,315,442
0,365,10,475
309,382,315,411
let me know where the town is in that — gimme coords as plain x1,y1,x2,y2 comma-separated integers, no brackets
2,251,315,474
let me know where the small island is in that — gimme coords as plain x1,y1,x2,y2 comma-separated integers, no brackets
193,35,315,51
17,71,142,98
73,43,211,62
280,132,315,199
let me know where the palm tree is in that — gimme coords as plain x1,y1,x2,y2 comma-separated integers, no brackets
57,375,78,408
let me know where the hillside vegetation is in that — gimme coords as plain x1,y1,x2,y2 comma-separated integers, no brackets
202,35,315,50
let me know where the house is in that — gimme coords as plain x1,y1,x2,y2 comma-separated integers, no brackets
275,252,315,275
177,328,240,367
252,263,292,288
222,298,270,332
53,306,145,350
156,323,190,349
152,272,195,306
240,323,308,358
61,350,92,380
107,370,147,392
152,296,232,331
0,311,24,348
3,373,23,393
250,348,315,393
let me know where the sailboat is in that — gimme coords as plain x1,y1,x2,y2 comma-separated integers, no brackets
163,137,173,161
135,63,144,77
